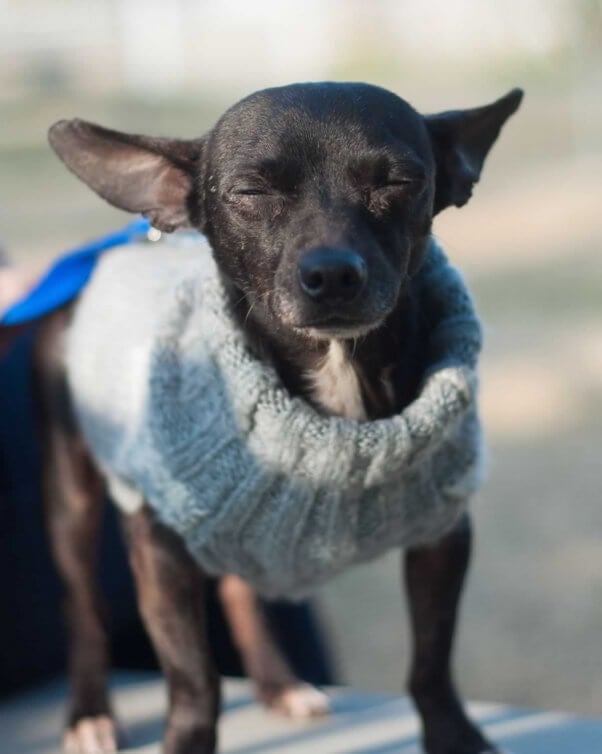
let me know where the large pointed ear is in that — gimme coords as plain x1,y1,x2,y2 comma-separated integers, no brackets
425,88,523,214
48,119,206,232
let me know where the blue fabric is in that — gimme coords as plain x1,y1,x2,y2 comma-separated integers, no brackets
1,217,151,326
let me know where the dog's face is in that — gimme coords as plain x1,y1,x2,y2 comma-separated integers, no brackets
49,83,522,340
204,84,436,339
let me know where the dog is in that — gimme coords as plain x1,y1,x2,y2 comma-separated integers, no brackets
35,81,522,754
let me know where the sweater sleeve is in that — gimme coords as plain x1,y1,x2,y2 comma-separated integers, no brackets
416,239,483,372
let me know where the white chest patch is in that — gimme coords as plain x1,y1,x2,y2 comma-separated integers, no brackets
307,340,367,420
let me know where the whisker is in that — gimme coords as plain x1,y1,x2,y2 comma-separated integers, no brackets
244,301,256,325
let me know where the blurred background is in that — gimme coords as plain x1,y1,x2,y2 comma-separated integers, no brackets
1,0,601,717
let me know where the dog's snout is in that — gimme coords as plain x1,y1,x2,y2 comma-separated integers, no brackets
298,248,367,303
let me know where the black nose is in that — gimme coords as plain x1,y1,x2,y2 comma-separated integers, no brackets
298,247,367,303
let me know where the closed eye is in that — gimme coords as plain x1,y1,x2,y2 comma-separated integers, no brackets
227,182,287,219
231,187,271,196
375,177,423,189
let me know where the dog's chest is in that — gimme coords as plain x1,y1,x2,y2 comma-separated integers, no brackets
307,341,366,420
306,341,398,421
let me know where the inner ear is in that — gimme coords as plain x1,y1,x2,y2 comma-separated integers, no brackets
48,119,206,232
425,88,523,214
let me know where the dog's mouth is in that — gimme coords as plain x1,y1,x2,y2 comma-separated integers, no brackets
293,314,383,340
269,287,390,341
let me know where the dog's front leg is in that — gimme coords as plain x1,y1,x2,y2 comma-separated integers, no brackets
404,514,497,754
123,506,220,754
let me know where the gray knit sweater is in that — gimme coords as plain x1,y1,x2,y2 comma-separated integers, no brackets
66,236,483,598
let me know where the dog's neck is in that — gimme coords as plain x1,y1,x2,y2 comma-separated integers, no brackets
224,278,427,421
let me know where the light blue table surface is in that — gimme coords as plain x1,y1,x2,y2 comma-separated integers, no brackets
1,672,600,753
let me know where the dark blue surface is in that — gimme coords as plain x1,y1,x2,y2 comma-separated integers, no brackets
1,217,151,326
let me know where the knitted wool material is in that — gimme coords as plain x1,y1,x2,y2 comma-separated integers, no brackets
66,236,484,598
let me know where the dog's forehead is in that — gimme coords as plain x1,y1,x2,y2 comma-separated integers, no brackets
211,82,431,166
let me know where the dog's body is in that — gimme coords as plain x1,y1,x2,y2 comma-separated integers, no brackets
36,82,522,754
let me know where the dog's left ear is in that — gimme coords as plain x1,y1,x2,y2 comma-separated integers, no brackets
48,119,206,232
425,88,523,214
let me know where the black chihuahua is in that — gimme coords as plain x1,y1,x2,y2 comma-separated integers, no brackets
39,82,522,754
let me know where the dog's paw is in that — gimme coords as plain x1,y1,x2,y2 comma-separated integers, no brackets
63,715,118,753
260,682,330,719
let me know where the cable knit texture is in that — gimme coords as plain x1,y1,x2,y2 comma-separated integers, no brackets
66,236,484,597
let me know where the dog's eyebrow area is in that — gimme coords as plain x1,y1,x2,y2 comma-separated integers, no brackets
227,157,303,193
347,154,427,187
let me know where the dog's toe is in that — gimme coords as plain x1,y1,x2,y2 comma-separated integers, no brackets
64,716,118,753
263,682,330,719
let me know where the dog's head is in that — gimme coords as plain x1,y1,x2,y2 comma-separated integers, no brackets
49,83,522,340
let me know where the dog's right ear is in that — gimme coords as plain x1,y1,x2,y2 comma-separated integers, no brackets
48,119,206,232
425,88,523,214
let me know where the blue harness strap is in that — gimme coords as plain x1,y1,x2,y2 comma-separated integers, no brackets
1,217,152,326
